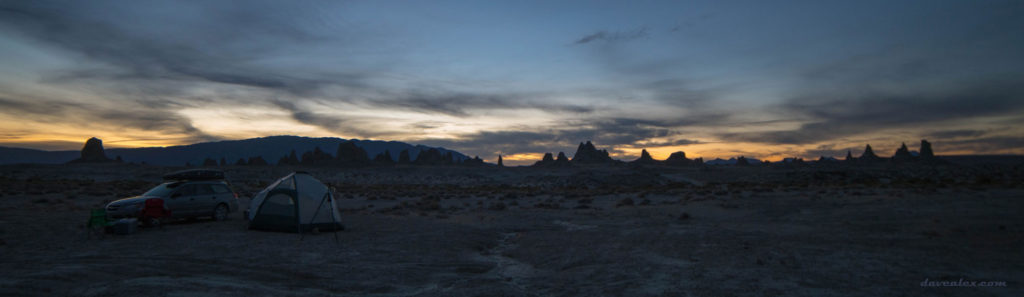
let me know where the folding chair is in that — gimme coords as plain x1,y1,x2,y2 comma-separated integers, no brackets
86,209,113,239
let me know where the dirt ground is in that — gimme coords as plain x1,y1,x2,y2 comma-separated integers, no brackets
0,163,1021,296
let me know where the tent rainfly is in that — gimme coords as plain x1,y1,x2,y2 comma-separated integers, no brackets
248,172,344,233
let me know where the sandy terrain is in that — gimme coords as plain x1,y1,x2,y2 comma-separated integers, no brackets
0,163,1021,296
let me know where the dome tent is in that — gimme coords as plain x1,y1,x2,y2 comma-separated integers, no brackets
248,172,344,233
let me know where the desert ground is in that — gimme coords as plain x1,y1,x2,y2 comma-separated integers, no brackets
0,160,1021,296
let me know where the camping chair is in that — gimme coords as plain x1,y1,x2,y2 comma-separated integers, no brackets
139,198,171,229
86,209,113,239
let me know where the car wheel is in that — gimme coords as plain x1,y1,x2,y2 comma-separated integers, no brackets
213,203,228,221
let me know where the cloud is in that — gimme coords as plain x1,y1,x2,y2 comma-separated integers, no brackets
0,96,217,143
936,136,1024,154
371,92,594,117
719,78,1024,145
574,28,648,45
0,2,369,96
926,129,989,139
801,144,861,159
270,99,406,138
636,138,702,147
1,1,1021,159
0,2,602,121
418,117,700,159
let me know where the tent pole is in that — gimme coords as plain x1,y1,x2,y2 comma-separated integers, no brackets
330,192,339,244
297,195,303,238
295,175,303,239
302,191,330,241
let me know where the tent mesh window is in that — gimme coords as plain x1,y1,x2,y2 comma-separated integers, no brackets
262,194,295,215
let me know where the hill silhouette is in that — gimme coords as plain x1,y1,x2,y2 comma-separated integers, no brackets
0,136,467,166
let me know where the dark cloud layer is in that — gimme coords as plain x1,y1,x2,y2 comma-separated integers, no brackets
420,118,701,158
1,1,1022,159
0,1,603,141
0,96,217,143
373,92,594,117
940,136,1024,153
574,28,649,45
0,3,350,95
721,78,1024,145
926,129,990,140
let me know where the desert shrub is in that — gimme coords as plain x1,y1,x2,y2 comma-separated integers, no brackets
719,202,739,209
533,202,559,209
417,198,440,211
488,202,507,211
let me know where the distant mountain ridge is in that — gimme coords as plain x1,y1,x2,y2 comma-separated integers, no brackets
0,136,468,166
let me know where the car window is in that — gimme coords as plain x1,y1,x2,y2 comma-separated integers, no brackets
143,182,182,197
196,184,216,195
212,184,231,194
174,184,196,197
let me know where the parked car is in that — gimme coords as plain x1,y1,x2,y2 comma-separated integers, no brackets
106,170,239,221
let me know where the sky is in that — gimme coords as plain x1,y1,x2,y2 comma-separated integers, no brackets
1,0,1022,165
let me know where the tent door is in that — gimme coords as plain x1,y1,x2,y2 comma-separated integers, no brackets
250,190,299,232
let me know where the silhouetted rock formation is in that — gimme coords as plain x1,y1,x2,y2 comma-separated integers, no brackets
373,151,395,165
398,149,411,164
920,139,934,159
247,156,268,166
706,157,762,165
665,151,696,166
892,143,914,162
845,150,854,162
336,141,370,166
202,158,218,166
782,157,805,164
571,141,613,164
497,155,504,167
219,157,227,166
859,144,882,162
235,158,247,166
534,152,555,166
554,152,571,166
414,148,448,165
278,150,300,165
462,156,485,166
301,147,334,165
69,137,115,163
631,149,659,165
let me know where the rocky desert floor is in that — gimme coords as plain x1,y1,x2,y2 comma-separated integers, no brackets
0,162,1021,296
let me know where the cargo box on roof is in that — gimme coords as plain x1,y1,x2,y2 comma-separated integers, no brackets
162,169,225,181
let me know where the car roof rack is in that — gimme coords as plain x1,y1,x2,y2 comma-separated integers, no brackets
162,169,225,181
